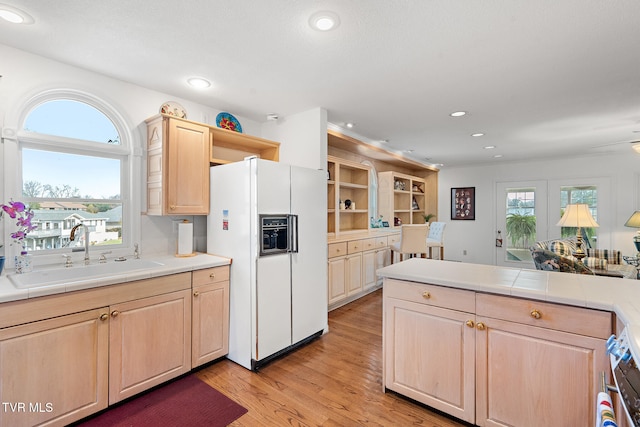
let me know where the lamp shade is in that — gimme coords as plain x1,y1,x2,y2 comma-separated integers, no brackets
556,204,599,228
624,211,640,228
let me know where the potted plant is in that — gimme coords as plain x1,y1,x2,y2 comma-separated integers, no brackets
506,213,536,248
423,213,435,224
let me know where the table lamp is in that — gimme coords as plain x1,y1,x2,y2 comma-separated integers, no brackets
624,210,640,256
556,204,599,260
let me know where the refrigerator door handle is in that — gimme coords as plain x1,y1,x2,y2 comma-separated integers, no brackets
288,214,299,253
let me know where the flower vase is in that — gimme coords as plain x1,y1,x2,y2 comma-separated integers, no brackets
14,251,32,274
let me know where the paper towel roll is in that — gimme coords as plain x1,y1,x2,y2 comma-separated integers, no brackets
177,220,193,256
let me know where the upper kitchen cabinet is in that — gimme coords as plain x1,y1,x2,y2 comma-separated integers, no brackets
146,115,210,215
209,126,279,165
145,114,281,216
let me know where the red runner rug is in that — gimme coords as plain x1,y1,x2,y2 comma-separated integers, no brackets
75,374,247,427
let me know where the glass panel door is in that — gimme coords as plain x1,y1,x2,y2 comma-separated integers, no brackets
496,181,547,267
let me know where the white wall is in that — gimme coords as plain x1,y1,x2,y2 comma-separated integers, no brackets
438,152,640,266
0,44,326,259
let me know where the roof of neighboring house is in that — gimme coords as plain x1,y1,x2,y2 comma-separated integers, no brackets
38,201,88,210
103,205,122,223
31,210,108,222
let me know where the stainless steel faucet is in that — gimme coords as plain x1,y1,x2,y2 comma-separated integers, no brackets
69,223,91,265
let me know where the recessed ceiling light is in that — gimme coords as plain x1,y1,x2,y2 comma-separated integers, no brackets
0,4,34,24
493,154,503,158
187,77,211,88
403,149,414,153
483,145,496,150
471,133,484,137
450,111,467,117
309,11,340,31
345,122,354,128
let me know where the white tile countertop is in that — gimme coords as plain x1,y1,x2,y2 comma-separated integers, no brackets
0,252,231,303
377,258,640,357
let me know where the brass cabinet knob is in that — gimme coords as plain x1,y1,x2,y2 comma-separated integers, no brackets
99,313,109,321
111,310,120,318
209,273,216,278
465,320,475,328
193,291,200,297
530,309,542,319
476,322,486,331
169,205,176,210
422,291,431,299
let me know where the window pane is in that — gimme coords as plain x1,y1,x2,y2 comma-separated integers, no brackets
24,100,120,144
560,186,598,245
24,203,122,251
505,188,537,261
23,149,120,199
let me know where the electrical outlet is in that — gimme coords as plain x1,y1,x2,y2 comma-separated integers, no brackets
463,250,467,256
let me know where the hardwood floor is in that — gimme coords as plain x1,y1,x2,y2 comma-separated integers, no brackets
196,289,467,426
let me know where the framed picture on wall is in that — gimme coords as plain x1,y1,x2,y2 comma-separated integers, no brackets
451,187,475,220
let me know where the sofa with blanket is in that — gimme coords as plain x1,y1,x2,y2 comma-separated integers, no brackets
530,238,637,279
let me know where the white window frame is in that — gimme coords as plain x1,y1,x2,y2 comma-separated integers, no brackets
2,89,140,266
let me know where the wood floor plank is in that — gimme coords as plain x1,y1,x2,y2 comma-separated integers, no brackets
196,289,466,426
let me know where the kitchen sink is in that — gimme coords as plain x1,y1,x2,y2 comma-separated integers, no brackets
8,259,165,289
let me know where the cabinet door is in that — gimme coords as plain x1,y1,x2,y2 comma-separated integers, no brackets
0,308,109,427
192,281,230,367
384,297,476,423
475,316,608,427
328,256,347,305
166,118,210,214
346,253,363,296
109,289,192,404
362,250,377,290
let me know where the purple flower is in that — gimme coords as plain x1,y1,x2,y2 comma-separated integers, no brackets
1,200,36,245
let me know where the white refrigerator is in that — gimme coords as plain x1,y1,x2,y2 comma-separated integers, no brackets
207,157,328,370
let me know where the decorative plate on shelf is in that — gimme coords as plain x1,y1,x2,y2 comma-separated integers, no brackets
216,112,242,133
160,101,187,119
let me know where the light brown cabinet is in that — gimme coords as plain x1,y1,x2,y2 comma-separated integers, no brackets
0,267,229,426
108,289,192,404
327,156,370,236
383,279,612,426
192,266,230,367
378,171,428,228
146,114,211,215
0,308,109,427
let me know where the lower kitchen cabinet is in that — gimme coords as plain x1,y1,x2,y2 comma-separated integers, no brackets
0,308,109,427
192,266,230,367
475,293,610,427
384,279,476,423
109,289,192,404
383,279,612,427
0,266,230,427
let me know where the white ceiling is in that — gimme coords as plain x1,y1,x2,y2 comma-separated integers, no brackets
1,0,640,167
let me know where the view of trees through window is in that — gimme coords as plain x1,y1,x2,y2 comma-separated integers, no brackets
19,99,124,252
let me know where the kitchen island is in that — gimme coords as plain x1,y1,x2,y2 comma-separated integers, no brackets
377,258,640,427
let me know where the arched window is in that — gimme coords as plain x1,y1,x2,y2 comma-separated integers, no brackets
16,95,130,254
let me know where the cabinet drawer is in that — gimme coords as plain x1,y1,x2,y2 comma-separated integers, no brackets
192,266,230,287
384,279,475,313
328,242,347,258
388,234,401,246
361,238,377,252
348,240,365,254
375,237,388,248
476,293,612,339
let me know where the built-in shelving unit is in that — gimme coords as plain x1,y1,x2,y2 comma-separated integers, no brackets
327,156,370,236
209,125,280,165
378,171,427,227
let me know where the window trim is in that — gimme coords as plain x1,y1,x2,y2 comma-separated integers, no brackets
3,88,140,266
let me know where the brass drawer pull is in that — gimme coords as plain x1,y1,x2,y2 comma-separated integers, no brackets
422,291,431,299
99,313,109,321
476,322,486,330
193,291,200,297
466,320,475,328
111,310,120,318
530,309,542,319
209,273,216,278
